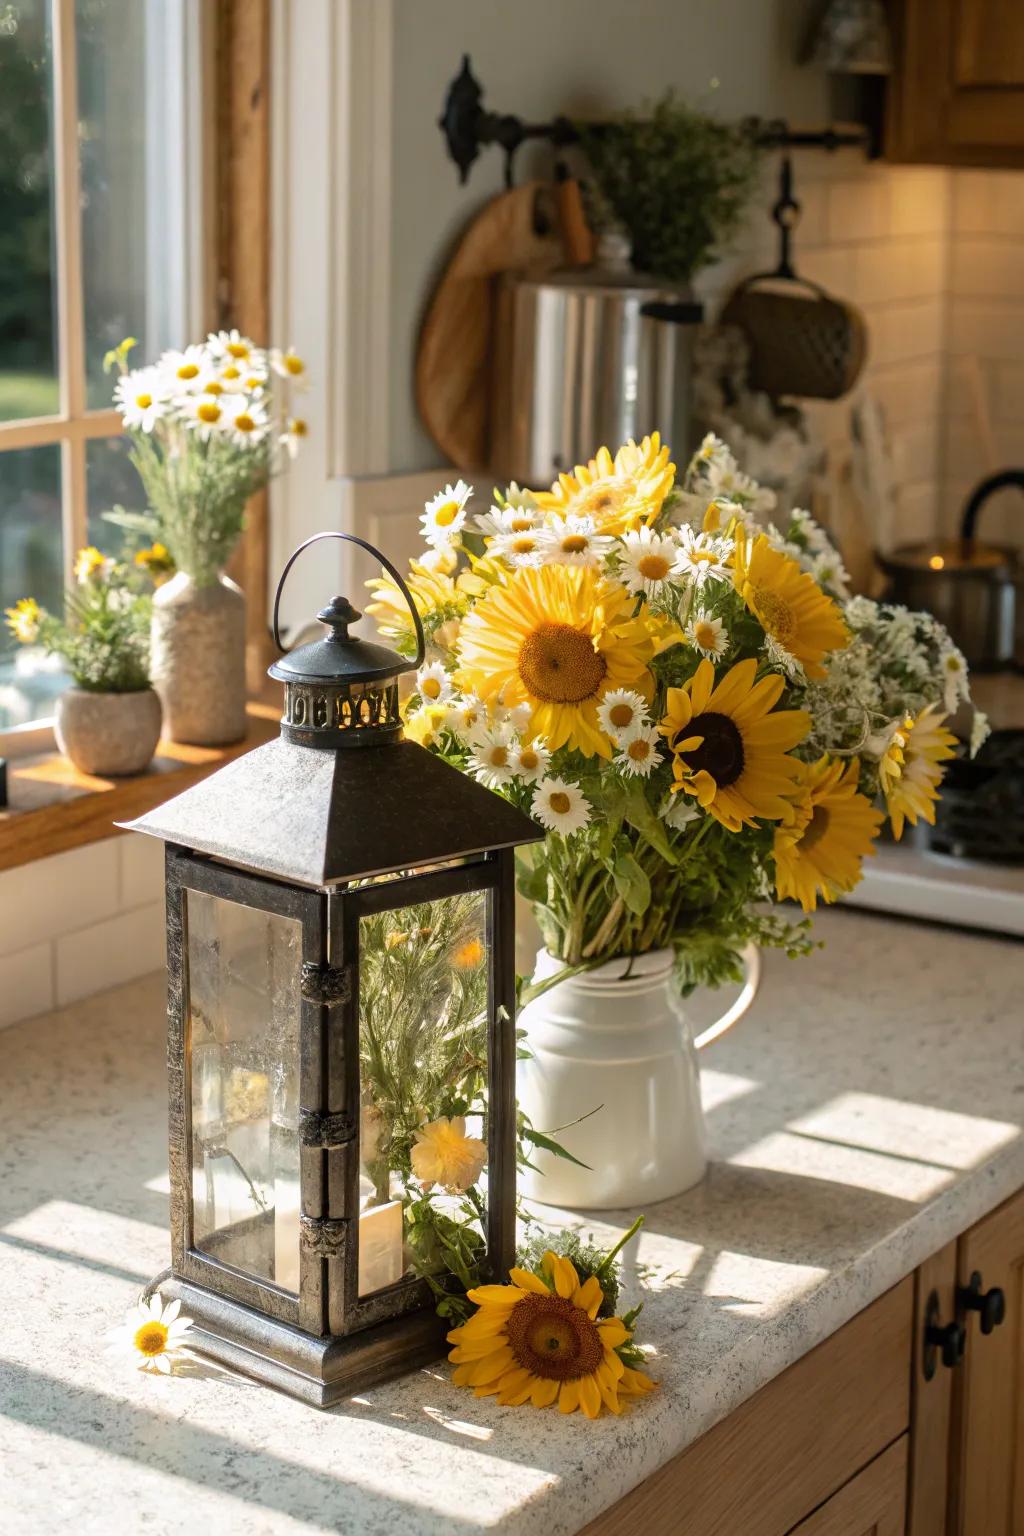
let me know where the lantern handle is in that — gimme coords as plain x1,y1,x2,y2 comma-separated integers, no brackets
271,531,426,669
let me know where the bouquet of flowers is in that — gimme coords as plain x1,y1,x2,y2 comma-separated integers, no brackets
367,433,984,991
104,332,309,583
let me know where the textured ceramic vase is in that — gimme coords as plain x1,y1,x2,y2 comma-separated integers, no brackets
151,571,246,746
55,687,162,776
516,945,760,1210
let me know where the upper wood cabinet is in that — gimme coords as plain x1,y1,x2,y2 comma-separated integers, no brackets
887,0,1024,166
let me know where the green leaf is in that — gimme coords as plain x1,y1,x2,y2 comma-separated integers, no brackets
623,785,679,865
520,1124,592,1170
613,852,651,915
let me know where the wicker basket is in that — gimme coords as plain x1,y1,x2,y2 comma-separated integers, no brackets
721,277,868,401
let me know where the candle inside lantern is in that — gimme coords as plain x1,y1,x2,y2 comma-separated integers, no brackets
358,1177,405,1295
929,553,945,570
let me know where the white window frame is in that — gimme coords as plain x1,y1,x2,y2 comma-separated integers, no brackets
0,0,211,755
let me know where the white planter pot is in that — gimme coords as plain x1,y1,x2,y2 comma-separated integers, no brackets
55,687,162,777
516,945,759,1210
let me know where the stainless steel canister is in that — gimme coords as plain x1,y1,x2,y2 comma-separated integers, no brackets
490,234,703,486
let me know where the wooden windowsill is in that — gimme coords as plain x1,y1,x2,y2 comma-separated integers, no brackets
0,698,281,874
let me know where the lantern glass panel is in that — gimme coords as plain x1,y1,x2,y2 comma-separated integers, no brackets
357,888,490,1298
186,890,303,1292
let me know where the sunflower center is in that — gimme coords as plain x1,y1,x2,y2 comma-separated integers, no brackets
548,791,571,814
561,535,589,555
682,711,745,788
134,1321,169,1357
505,1293,605,1381
638,553,671,581
752,586,796,644
799,804,830,852
517,622,606,703
435,500,460,527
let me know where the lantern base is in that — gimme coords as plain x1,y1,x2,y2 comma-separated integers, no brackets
159,1274,448,1407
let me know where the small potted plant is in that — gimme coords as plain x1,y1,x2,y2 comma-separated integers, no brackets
5,547,161,776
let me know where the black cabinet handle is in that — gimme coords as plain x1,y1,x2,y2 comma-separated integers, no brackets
923,1291,965,1379
958,1270,1006,1335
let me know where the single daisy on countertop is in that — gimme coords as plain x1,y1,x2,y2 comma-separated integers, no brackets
421,481,472,548
111,1292,194,1375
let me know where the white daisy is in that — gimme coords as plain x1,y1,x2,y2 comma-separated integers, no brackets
662,792,702,830
970,708,990,757
504,482,537,511
110,1292,193,1375
280,417,309,460
490,528,552,567
475,504,541,538
596,688,648,743
614,723,662,777
938,644,969,715
221,394,270,448
764,634,804,680
675,524,732,586
694,431,732,470
704,456,776,515
270,347,310,389
217,360,255,393
158,345,208,391
809,549,851,600
207,327,256,363
496,699,533,733
510,737,550,783
445,694,486,739
181,393,228,440
416,661,453,705
619,526,686,597
113,367,166,433
686,611,728,659
421,481,472,548
531,776,591,836
468,723,516,788
543,515,614,568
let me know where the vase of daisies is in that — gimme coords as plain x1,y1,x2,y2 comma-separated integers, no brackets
365,437,983,1208
108,333,310,745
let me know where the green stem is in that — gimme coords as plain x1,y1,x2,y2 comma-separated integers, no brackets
596,1214,645,1279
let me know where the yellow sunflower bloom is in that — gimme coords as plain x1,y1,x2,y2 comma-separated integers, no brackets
534,433,675,535
732,532,848,680
365,558,466,643
883,704,957,839
457,564,656,758
447,1250,655,1418
660,657,810,832
773,756,883,912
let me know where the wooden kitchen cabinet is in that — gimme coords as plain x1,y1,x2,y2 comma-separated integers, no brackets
887,0,1024,166
787,1439,907,1536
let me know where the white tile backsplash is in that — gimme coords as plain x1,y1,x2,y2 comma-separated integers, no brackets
55,901,165,1008
0,840,120,959
0,943,54,1030
119,832,166,908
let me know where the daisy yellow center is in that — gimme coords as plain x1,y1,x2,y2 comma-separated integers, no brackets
689,549,718,565
487,746,509,767
683,711,745,788
434,500,460,527
510,515,534,532
176,363,198,380
694,621,717,649
284,354,304,374
561,535,589,554
235,412,256,433
135,392,153,409
511,536,537,554
222,365,241,380
752,586,796,645
627,738,652,761
226,341,249,358
548,791,571,815
638,553,671,581
134,1321,169,1357
609,703,635,728
290,418,308,436
204,381,224,396
799,804,830,852
518,747,539,770
197,401,221,423
518,622,606,703
506,1293,604,1381
421,677,442,699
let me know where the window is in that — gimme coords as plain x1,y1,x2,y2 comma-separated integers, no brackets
0,0,207,735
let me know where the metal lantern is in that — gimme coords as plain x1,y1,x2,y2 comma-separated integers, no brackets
127,532,542,1406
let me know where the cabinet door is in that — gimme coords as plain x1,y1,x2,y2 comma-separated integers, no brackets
889,0,1024,165
907,1243,958,1536
786,1438,907,1536
951,1188,1024,1535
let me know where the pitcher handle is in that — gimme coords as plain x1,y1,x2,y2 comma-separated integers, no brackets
694,943,761,1051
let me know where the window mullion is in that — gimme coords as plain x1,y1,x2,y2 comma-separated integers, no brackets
52,0,88,572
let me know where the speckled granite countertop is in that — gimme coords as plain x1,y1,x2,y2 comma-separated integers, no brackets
2,908,1022,1536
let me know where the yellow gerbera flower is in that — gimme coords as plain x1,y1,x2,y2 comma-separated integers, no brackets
883,704,957,839
74,545,108,583
447,1251,655,1418
456,564,657,758
365,558,466,643
534,433,675,535
732,532,848,680
773,756,883,912
4,597,42,644
411,1116,486,1191
660,657,810,832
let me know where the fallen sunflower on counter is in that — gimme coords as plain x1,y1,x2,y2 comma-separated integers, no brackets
448,1220,656,1418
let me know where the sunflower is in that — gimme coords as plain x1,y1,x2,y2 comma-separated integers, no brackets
447,1250,655,1418
732,532,848,680
456,564,656,758
773,756,883,912
534,434,675,535
882,704,957,839
365,558,466,643
659,658,810,832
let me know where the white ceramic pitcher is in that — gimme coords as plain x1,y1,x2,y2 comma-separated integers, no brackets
516,944,760,1210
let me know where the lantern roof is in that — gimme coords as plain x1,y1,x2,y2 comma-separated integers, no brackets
125,737,543,887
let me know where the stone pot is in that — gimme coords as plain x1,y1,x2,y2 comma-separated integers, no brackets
151,570,246,746
55,687,163,777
